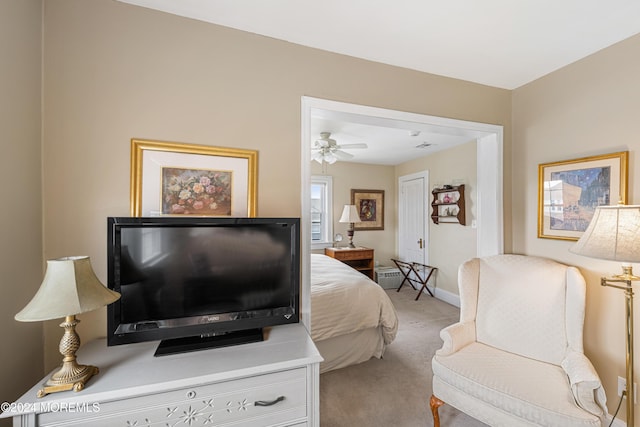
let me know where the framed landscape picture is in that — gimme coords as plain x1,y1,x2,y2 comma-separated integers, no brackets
537,151,628,240
130,139,258,217
351,189,384,230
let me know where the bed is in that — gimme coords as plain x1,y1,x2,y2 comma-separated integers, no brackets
310,253,399,373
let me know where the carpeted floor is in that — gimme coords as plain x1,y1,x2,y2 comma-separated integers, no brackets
319,287,488,427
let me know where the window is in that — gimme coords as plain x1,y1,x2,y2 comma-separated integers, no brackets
311,175,333,249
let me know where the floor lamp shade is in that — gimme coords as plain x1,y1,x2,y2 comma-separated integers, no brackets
570,205,640,263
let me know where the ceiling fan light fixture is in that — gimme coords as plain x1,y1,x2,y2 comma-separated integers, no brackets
324,152,337,164
311,151,324,163
311,131,366,165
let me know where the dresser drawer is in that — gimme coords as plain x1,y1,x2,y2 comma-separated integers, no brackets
333,249,373,261
38,368,308,427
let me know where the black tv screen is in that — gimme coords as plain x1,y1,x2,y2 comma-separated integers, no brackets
107,217,300,355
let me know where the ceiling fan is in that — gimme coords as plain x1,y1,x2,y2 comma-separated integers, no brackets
311,132,368,164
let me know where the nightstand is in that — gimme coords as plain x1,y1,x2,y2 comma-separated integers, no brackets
324,247,374,280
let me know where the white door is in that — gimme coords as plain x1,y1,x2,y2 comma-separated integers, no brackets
398,172,428,264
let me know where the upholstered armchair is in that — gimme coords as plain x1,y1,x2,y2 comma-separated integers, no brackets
431,254,607,427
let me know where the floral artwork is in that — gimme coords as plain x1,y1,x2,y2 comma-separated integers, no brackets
130,140,257,217
161,167,232,215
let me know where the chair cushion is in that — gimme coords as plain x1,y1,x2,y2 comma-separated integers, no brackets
432,342,601,427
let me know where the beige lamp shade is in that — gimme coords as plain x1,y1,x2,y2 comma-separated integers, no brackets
15,256,121,322
339,205,361,223
570,205,640,263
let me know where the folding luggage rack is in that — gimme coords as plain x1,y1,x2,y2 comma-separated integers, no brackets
391,259,437,301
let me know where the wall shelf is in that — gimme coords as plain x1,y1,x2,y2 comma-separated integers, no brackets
431,184,466,225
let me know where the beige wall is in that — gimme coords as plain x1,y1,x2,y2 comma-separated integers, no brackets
311,162,397,264
397,142,478,295
0,0,44,423
513,33,640,423
39,0,511,369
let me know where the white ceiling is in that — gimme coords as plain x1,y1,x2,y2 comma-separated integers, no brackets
309,110,486,166
117,0,640,164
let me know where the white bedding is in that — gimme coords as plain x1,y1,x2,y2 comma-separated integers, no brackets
310,253,398,345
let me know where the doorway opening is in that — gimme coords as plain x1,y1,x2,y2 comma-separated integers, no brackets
300,97,503,327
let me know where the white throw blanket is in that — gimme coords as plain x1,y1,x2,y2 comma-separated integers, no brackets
310,253,398,344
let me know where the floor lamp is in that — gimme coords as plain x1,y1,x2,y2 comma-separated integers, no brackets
570,205,640,427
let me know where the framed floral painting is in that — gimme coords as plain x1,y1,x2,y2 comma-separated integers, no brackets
537,151,628,240
130,139,258,217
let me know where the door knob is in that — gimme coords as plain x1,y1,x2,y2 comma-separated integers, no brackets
417,238,423,249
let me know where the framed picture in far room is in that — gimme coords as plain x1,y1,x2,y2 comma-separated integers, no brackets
537,151,628,240
351,189,384,230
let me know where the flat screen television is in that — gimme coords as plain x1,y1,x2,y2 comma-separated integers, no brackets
107,216,300,356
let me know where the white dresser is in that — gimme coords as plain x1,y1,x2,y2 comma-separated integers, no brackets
2,324,322,427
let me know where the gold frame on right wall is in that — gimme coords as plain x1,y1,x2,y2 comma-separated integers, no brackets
537,151,628,241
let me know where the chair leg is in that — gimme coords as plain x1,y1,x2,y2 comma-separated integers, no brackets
430,394,444,427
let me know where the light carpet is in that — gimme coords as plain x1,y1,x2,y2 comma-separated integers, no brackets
319,287,488,427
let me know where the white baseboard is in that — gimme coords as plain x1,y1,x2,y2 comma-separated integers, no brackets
428,286,460,307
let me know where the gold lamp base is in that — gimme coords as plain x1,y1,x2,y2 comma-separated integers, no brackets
602,265,638,427
37,315,99,398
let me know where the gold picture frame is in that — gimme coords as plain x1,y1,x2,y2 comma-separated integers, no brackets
538,151,628,240
351,189,385,230
130,139,258,217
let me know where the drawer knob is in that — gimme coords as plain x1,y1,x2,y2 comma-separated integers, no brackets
254,396,285,407
186,390,197,399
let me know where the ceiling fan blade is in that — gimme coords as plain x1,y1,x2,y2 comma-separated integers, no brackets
336,143,368,149
333,150,354,160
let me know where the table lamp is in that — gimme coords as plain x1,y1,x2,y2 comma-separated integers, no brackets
570,205,640,427
15,256,121,397
339,204,362,248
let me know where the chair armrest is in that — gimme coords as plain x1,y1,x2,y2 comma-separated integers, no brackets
561,351,608,417
436,321,475,356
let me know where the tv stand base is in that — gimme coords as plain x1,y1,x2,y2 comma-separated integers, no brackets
154,328,263,356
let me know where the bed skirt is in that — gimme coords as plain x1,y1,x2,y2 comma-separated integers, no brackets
315,327,385,374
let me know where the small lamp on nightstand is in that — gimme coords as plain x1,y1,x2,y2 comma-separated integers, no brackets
15,256,121,397
339,204,361,248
